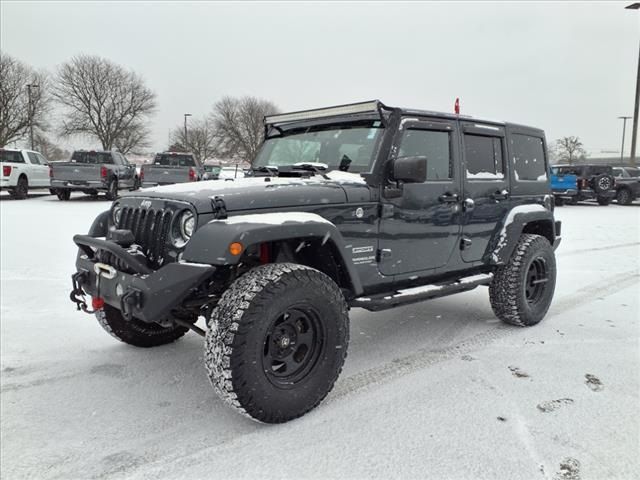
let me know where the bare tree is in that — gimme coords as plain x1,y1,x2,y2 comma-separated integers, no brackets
113,121,152,155
210,96,279,162
33,133,70,161
555,136,587,164
52,55,156,151
0,52,49,147
170,117,218,162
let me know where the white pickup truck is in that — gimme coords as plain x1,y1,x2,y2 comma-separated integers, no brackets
0,148,51,199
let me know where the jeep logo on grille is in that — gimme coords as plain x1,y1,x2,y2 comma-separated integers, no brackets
140,200,152,208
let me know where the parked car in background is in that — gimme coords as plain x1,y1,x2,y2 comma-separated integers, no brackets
549,167,577,206
0,148,51,199
551,164,616,205
203,164,221,180
612,165,640,205
50,150,139,201
218,165,245,179
141,152,204,187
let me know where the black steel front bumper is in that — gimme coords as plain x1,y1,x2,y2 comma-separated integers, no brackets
72,234,215,323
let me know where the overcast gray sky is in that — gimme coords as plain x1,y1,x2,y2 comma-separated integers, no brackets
2,1,638,156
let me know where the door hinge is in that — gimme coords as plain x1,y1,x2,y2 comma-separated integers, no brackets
376,248,392,262
460,237,472,250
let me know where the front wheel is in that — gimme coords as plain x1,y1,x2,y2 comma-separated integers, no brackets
205,263,349,423
489,234,557,327
96,304,188,347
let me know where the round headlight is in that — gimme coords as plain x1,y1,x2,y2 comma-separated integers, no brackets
112,206,123,226
180,211,195,240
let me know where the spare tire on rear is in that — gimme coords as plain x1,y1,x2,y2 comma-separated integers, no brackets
592,173,614,194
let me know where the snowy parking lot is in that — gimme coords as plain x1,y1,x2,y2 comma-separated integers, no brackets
1,192,639,480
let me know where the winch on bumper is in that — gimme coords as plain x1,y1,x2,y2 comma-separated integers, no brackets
71,233,215,323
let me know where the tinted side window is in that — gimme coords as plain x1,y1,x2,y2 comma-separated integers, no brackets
27,152,41,164
36,153,48,165
511,134,547,181
464,134,504,179
398,129,451,180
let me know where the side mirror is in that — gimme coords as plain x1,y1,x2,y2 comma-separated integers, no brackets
393,156,427,183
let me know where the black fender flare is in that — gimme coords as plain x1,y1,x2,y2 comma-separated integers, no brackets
182,212,363,295
487,205,558,264
76,210,110,263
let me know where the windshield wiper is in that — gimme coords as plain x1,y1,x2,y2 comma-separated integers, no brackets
251,166,278,177
291,163,330,180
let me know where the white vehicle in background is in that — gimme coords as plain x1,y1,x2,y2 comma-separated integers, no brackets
0,148,51,199
218,165,245,179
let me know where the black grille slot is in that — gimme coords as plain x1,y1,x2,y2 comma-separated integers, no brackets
117,206,176,268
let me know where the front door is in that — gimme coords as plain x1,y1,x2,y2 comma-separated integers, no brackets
460,123,511,263
378,118,462,276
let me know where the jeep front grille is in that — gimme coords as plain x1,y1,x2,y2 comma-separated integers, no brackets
117,206,174,267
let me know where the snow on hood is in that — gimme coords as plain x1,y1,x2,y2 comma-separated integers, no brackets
140,170,366,196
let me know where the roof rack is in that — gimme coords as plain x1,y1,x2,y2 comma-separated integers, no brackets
264,100,389,125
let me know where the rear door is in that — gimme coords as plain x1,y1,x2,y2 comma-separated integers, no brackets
378,118,462,275
460,123,510,263
27,152,48,186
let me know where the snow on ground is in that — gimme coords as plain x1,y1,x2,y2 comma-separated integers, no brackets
1,192,639,480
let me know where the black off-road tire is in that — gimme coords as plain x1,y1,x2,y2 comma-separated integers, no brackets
592,173,614,194
105,179,118,201
597,196,611,206
205,263,349,423
554,197,564,206
96,304,188,348
616,188,632,205
489,234,556,327
12,176,28,199
49,188,57,195
56,189,71,201
132,176,141,191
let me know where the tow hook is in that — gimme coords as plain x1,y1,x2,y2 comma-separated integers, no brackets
70,271,100,314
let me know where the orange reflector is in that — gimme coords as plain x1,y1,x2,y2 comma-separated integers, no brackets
229,242,243,256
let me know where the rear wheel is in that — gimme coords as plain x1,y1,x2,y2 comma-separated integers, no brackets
105,179,118,201
56,189,71,201
205,263,349,423
597,196,611,206
554,197,564,206
96,304,188,348
489,234,556,327
616,188,632,205
12,176,28,199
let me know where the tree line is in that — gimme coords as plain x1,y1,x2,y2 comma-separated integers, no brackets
0,51,279,162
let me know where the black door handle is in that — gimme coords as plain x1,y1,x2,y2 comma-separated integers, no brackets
438,193,459,203
492,189,509,200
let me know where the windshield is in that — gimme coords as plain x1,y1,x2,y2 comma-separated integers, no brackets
71,151,113,164
253,120,384,173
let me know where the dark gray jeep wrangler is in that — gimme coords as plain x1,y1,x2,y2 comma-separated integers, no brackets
70,101,561,423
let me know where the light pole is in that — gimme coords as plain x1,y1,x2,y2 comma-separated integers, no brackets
183,113,192,151
26,83,39,150
625,3,639,165
618,116,632,162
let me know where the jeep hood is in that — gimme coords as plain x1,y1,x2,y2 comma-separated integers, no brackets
121,171,371,213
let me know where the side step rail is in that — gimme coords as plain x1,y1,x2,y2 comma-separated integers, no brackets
350,273,493,312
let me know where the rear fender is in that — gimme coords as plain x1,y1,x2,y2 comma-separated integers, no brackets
182,212,363,295
487,205,558,264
